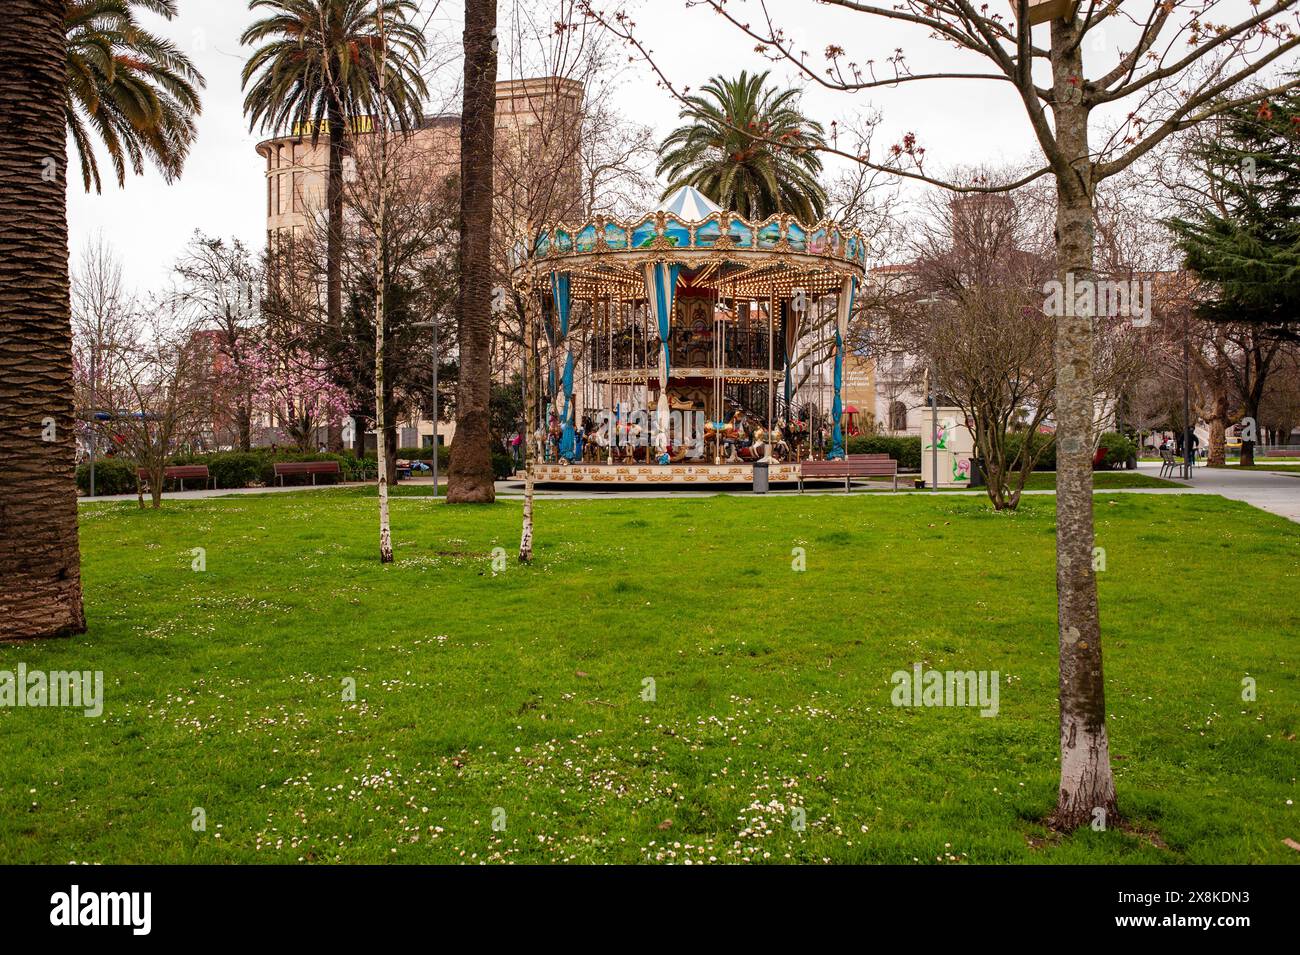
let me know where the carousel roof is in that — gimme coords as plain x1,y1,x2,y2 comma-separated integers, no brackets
658,184,723,221
531,184,869,299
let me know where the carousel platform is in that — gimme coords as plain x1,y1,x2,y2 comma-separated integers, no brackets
527,461,801,486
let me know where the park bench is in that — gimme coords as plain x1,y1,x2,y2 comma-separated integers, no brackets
136,464,213,492
799,453,898,492
273,460,341,486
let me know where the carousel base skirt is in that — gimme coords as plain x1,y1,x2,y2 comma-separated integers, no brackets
525,462,801,486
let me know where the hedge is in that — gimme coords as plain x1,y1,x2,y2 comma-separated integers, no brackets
1003,432,1057,472
83,445,510,494
168,450,376,487
76,457,137,496
845,435,922,471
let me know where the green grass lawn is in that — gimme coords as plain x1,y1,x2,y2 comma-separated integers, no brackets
1231,464,1300,474
891,472,1180,492
2,488,1296,864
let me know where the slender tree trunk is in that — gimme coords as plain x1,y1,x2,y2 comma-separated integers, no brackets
447,0,498,503
150,463,164,509
1049,18,1117,831
519,292,536,562
1205,384,1228,467
0,0,86,640
238,402,252,452
384,422,398,486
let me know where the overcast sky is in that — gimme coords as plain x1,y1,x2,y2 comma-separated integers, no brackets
67,0,1283,291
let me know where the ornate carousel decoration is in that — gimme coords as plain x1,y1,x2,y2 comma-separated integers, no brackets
528,185,866,484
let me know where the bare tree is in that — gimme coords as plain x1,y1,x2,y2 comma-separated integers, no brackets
72,235,136,460
584,0,1299,829
91,306,212,509
170,233,262,451
493,2,647,558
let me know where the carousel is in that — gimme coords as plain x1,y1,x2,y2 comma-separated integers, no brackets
527,185,867,486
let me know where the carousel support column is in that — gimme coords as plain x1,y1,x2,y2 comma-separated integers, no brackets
767,291,775,458
717,287,728,462
606,295,614,465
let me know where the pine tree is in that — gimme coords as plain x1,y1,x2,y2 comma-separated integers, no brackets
1167,89,1300,464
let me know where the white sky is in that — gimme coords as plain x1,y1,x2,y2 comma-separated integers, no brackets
66,0,1293,291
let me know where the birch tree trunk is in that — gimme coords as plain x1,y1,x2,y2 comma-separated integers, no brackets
1049,17,1116,830
519,293,536,562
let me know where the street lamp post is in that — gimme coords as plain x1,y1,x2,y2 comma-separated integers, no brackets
1183,309,1193,480
918,294,941,493
930,362,939,494
88,351,97,498
412,319,439,497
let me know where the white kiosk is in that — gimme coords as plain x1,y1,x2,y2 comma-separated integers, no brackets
921,406,976,488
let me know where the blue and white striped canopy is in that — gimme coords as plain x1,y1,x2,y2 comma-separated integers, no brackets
658,184,723,221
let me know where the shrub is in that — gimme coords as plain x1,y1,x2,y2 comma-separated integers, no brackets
1098,431,1138,470
76,457,137,496
845,435,922,471
491,449,515,480
1003,432,1057,471
212,452,270,488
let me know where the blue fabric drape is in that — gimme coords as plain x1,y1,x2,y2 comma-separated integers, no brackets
643,262,681,450
828,276,857,460
551,271,576,461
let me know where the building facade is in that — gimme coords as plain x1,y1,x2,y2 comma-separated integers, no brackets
254,77,584,452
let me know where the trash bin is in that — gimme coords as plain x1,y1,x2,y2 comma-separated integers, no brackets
752,460,769,494
969,456,985,488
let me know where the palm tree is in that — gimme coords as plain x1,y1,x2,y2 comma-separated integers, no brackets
446,0,497,503
241,0,427,354
65,0,205,193
657,71,828,222
1,0,87,640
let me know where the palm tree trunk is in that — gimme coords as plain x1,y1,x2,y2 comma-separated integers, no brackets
325,95,345,452
447,0,498,504
0,0,87,641
374,11,392,563
1048,18,1116,831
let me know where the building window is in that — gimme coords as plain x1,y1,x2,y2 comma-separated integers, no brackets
293,172,304,213
890,400,908,433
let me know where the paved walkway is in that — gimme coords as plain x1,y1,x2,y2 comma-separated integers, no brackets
78,482,369,504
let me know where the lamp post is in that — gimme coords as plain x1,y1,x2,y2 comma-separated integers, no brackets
1182,309,1193,481
411,319,439,497
918,294,942,492
88,350,97,498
